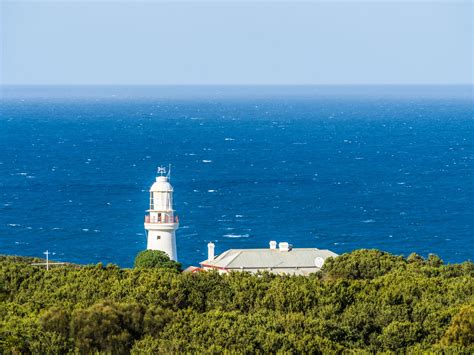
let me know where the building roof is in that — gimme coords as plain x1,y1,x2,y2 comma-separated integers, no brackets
183,265,202,273
200,248,338,274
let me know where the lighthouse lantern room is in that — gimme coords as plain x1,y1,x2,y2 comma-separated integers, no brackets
144,166,179,261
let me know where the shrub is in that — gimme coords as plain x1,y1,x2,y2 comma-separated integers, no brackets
321,249,406,280
441,305,474,348
134,250,181,271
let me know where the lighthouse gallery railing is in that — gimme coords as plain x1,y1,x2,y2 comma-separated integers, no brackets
144,215,179,224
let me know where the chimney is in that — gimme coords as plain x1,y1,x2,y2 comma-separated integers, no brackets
278,242,290,252
207,242,215,261
269,241,277,250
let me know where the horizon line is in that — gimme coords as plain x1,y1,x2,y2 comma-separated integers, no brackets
2,83,473,87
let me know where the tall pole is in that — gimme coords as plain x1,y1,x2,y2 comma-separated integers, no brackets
44,250,50,271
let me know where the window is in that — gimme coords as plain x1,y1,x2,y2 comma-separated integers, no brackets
157,235,161,240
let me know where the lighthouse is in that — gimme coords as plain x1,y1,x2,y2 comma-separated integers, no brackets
144,166,179,261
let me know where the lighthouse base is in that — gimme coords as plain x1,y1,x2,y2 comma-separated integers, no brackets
146,229,178,261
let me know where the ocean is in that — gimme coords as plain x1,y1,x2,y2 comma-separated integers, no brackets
1,86,473,267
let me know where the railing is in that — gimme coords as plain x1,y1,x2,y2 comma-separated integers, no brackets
145,215,179,224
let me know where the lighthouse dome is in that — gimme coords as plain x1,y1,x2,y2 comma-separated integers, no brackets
150,176,173,192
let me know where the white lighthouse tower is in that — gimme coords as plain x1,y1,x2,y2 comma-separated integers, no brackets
144,166,179,261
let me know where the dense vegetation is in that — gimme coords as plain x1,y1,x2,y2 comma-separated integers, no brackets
1,249,472,353
134,250,181,271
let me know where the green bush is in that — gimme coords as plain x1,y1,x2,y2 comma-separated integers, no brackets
321,249,406,280
441,305,474,348
134,250,181,271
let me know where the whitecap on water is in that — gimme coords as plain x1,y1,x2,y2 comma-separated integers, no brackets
224,138,235,141
82,228,89,232
183,233,198,237
8,223,21,227
208,189,216,193
202,160,212,163
223,234,249,239
235,215,243,218
362,219,375,223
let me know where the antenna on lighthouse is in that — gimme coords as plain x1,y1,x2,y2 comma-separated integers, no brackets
167,164,172,180
157,166,167,176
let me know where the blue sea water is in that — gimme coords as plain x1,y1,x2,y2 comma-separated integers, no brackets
1,86,473,267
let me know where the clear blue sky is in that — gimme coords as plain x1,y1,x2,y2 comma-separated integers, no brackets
1,1,472,85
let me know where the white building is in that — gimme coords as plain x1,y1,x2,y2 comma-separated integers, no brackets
199,241,338,275
144,167,179,261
